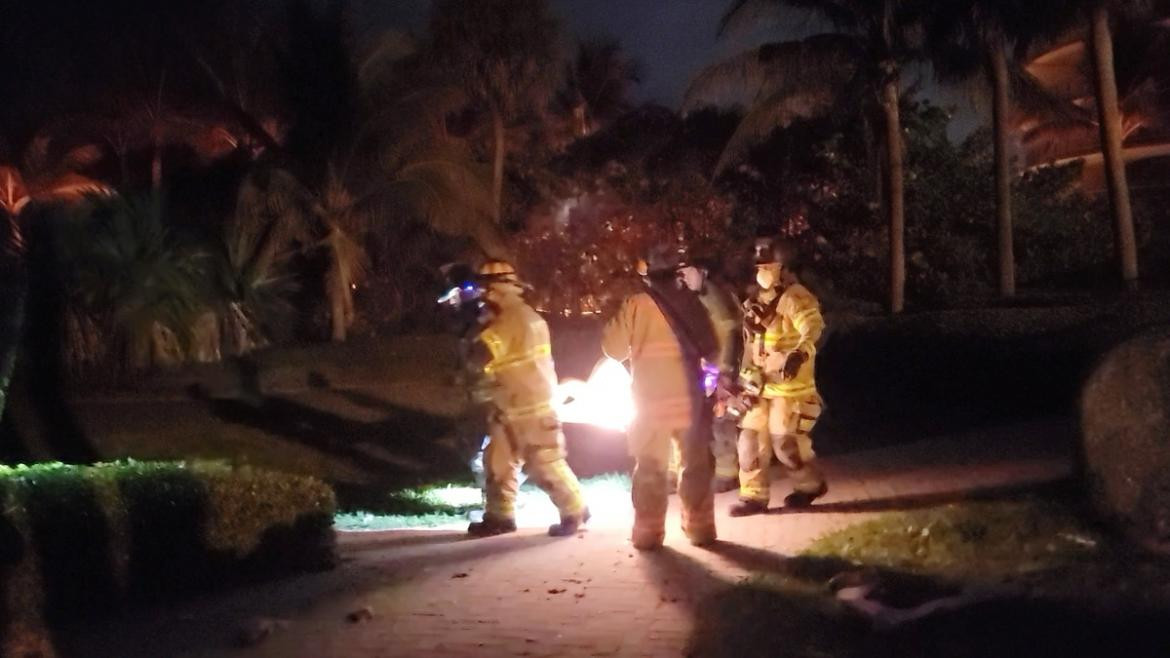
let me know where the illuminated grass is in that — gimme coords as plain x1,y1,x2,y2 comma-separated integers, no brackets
335,472,632,530
804,497,1103,580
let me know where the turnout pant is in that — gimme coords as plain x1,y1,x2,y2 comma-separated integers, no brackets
712,415,740,483
667,409,739,488
737,393,825,504
628,414,716,548
484,414,586,521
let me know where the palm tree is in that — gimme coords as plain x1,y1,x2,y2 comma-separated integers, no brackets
1026,0,1151,287
557,38,642,139
688,0,918,312
1086,1,1140,287
64,194,208,372
223,166,365,343
0,210,22,427
1,140,111,250
236,107,496,343
919,0,1041,297
427,0,562,225
0,138,111,423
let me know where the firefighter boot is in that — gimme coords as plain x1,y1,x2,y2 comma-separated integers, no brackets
468,514,517,537
548,507,591,537
783,483,828,508
728,499,768,517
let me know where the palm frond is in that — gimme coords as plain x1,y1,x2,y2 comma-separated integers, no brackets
356,29,420,96
0,166,29,216
59,144,105,171
714,86,844,174
718,0,759,36
380,156,495,237
67,194,211,358
682,34,862,113
780,0,866,33
31,172,115,205
1010,65,1094,124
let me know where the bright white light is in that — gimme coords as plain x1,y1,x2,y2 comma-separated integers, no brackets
512,474,633,529
555,358,635,431
427,485,485,509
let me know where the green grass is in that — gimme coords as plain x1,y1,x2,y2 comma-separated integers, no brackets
803,497,1102,580
334,472,632,530
687,496,1159,656
335,480,481,529
687,573,869,657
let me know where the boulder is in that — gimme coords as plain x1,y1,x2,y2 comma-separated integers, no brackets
1081,329,1170,552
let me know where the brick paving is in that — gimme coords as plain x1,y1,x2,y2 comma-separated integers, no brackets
58,420,1073,658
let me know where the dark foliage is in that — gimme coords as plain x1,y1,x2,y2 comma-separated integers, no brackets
0,461,335,629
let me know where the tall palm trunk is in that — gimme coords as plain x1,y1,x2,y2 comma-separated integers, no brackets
325,227,353,343
490,106,506,225
473,220,511,261
151,145,163,191
328,267,350,342
880,69,905,313
151,126,164,192
990,39,1015,297
0,212,23,427
1089,4,1139,288
0,260,24,427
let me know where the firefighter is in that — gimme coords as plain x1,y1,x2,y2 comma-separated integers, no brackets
602,245,718,550
678,250,743,493
730,238,828,516
437,262,494,490
467,260,589,537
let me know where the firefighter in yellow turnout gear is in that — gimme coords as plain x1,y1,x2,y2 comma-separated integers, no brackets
467,260,589,537
678,253,743,493
603,247,719,551
730,239,828,516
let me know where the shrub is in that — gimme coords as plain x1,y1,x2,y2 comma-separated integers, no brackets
0,461,335,632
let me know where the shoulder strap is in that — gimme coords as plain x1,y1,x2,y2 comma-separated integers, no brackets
643,284,715,364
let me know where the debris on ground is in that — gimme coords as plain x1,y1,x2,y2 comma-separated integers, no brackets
346,606,375,623
828,569,1014,631
236,617,290,647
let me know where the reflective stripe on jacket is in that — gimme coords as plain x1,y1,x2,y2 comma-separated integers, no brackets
480,294,558,421
748,283,824,399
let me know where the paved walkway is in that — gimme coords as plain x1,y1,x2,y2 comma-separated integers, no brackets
58,420,1073,658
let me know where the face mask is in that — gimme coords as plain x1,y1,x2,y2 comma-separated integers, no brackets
756,268,776,290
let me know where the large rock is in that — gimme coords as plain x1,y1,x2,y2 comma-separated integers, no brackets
1081,329,1170,552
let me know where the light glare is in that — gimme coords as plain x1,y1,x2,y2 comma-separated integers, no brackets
555,358,636,431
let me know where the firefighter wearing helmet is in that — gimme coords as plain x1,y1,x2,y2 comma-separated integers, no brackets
730,238,828,516
678,247,744,494
467,259,589,537
602,244,719,550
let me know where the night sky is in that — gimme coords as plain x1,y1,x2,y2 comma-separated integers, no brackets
353,0,981,136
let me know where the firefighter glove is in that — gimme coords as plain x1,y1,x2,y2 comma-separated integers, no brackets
780,349,807,380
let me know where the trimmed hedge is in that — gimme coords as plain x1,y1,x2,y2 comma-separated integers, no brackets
0,461,335,633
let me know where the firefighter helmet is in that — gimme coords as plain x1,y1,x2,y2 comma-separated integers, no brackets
753,237,798,268
644,242,688,274
477,259,521,283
